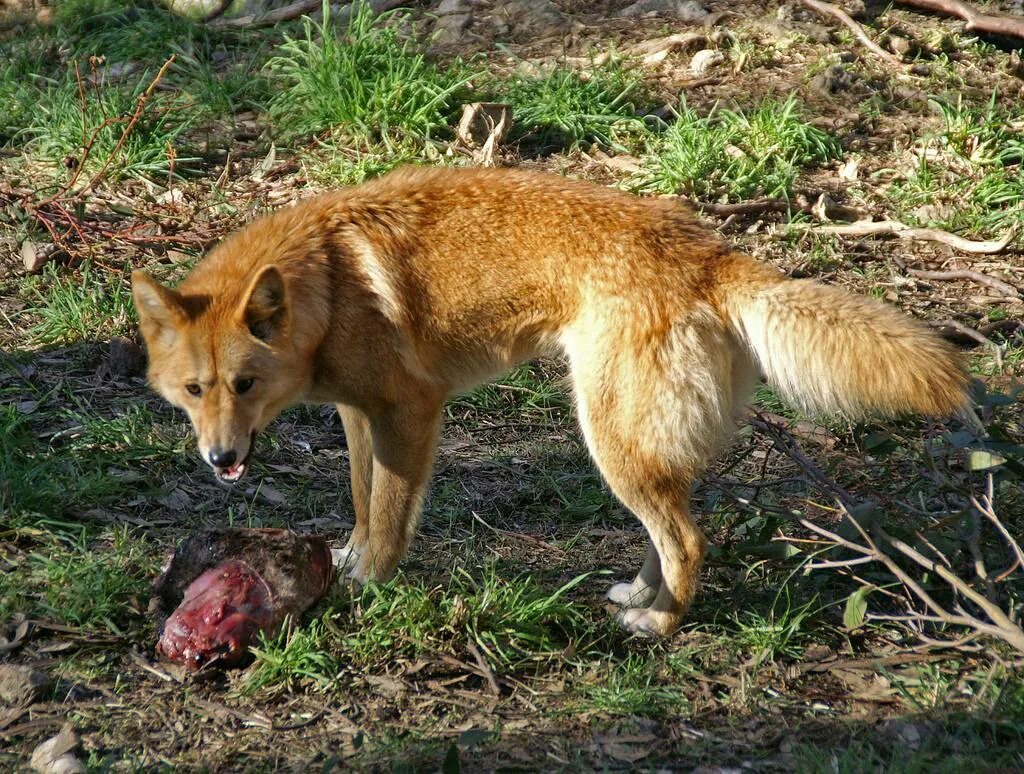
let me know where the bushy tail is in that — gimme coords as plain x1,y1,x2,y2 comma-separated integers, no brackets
715,253,969,418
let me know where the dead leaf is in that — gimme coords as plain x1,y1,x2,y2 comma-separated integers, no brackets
594,732,658,763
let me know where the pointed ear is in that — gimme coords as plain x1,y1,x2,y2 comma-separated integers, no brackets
238,265,288,341
132,270,185,347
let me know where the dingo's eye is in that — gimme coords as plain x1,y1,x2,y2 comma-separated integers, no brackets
235,377,255,395
185,383,201,397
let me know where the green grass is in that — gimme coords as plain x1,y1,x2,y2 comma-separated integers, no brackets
0,399,180,518
499,60,648,150
636,96,841,201
301,137,427,187
0,524,156,634
20,64,200,181
731,592,817,665
886,94,1024,236
246,614,343,692
576,654,690,718
26,262,136,345
448,361,570,421
245,566,596,692
266,1,469,142
347,566,594,672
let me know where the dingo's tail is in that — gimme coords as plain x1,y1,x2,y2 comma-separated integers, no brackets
716,253,969,418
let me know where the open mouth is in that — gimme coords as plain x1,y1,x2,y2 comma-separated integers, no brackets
214,433,256,484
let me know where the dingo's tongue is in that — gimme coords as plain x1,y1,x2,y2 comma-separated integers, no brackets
217,462,246,483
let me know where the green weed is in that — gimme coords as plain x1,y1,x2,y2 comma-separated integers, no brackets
731,592,816,664
246,614,343,692
267,1,469,142
500,60,647,150
0,400,178,518
637,97,840,201
22,65,199,181
301,137,425,187
243,566,594,692
347,567,593,673
577,654,690,718
26,262,136,345
887,94,1024,237
0,524,155,634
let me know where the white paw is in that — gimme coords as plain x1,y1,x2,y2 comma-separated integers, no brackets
606,581,656,607
616,607,676,637
331,544,363,574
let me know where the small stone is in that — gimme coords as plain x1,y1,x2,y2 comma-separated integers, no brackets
689,49,724,76
432,0,472,45
497,0,564,31
155,188,186,206
810,65,861,96
0,664,53,706
886,34,913,58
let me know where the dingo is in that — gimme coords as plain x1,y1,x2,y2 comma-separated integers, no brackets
133,167,967,635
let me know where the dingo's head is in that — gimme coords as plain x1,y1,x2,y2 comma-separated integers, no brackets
133,266,309,484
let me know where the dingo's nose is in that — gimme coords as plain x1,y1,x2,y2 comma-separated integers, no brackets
209,449,237,467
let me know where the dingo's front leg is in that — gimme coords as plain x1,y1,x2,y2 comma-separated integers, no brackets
349,396,443,583
335,404,373,574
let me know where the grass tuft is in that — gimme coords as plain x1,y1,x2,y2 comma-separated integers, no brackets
637,96,840,201
267,1,469,142
0,524,155,634
500,61,647,150
26,262,136,345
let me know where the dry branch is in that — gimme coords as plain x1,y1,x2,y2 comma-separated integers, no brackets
753,414,1024,655
929,318,1001,349
211,0,407,29
898,0,1024,41
799,0,909,69
699,196,865,221
907,267,1021,299
791,219,1019,255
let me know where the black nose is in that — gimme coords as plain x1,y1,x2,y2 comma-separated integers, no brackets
209,449,237,467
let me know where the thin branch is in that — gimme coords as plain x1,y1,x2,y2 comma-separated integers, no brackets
907,267,1021,299
800,0,909,69
898,0,1024,41
465,639,500,696
790,219,1019,255
929,319,1002,350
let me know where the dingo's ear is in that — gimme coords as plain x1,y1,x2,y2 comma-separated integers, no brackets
133,271,185,346
239,265,288,341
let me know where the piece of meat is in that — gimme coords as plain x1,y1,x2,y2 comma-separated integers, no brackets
151,529,334,670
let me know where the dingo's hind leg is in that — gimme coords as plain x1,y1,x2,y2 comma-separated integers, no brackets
606,541,660,607
565,308,749,635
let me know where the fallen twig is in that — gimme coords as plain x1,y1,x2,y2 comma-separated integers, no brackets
756,411,1024,655
466,639,501,696
929,319,1003,349
906,267,1020,299
800,0,909,69
790,219,1018,255
699,196,865,221
211,0,407,29
898,0,1024,41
